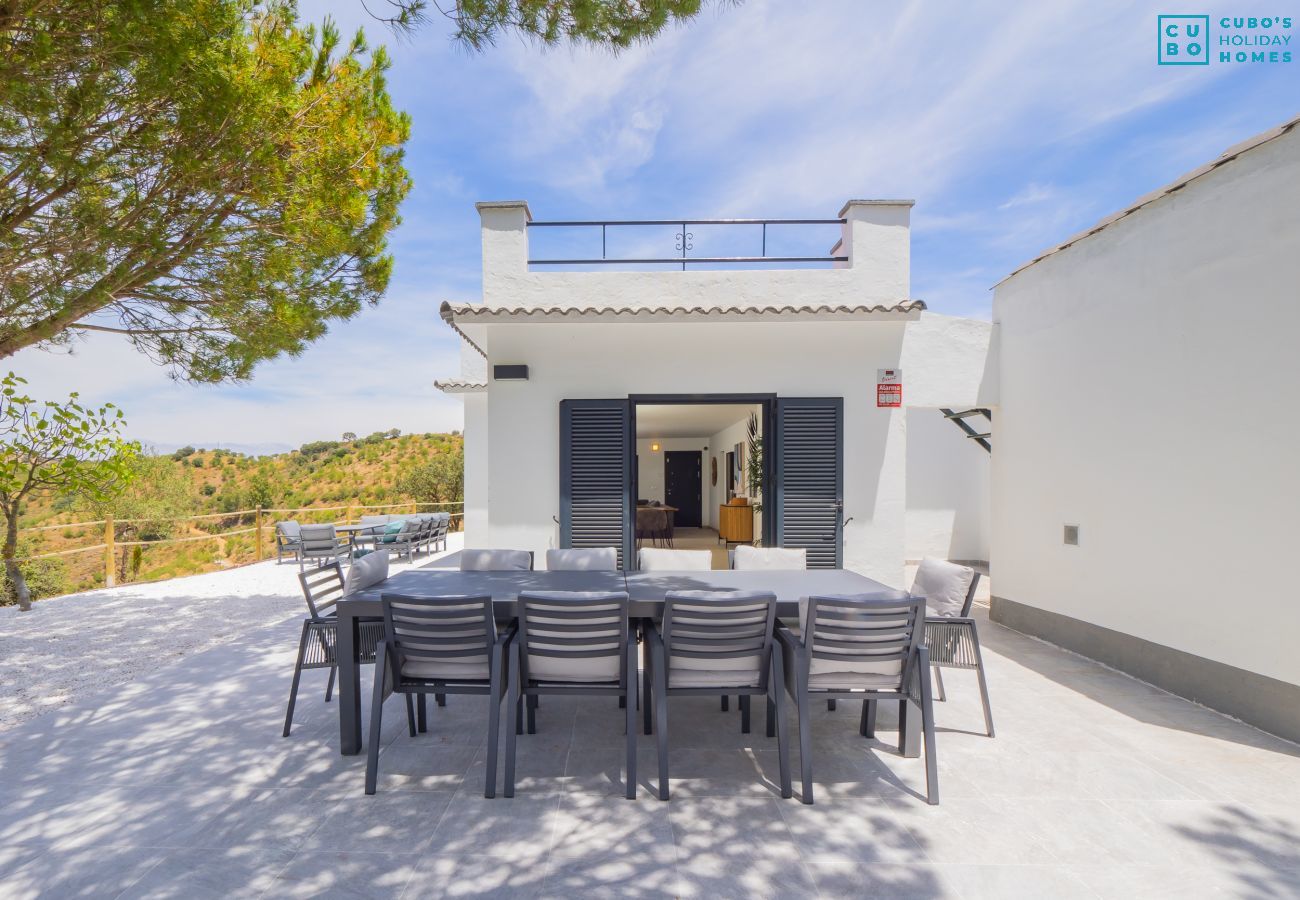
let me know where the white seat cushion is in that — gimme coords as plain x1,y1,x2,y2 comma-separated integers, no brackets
546,548,618,571
912,558,976,618
639,548,711,571
527,654,620,683
400,658,490,681
344,550,389,595
461,549,532,571
732,546,806,571
807,670,904,691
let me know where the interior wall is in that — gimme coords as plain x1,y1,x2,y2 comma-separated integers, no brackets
706,413,759,537
635,437,709,512
904,408,990,562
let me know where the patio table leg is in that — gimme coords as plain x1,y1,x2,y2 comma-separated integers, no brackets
338,612,363,755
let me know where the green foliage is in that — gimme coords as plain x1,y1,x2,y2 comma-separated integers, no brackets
746,411,763,513
342,431,357,442
93,455,196,543
172,446,196,460
246,472,277,509
1,541,68,605
408,0,716,50
0,373,139,608
300,440,342,456
397,446,464,505
0,0,412,382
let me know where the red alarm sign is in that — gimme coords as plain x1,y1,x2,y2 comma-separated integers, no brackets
877,368,902,407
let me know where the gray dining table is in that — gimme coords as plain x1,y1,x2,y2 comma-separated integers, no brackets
333,567,914,756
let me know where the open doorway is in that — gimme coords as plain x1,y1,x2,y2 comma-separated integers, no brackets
633,399,766,568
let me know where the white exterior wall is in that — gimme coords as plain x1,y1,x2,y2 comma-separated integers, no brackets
480,200,912,310
452,199,992,589
905,408,990,563
991,127,1300,686
480,319,910,585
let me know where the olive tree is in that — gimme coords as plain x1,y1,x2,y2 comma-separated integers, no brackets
0,374,139,609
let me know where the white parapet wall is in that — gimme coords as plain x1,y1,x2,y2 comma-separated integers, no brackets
990,120,1300,739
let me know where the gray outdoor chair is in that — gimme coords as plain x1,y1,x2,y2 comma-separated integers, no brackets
412,515,436,554
638,548,711,570
461,549,533,571
644,591,790,800
365,593,512,798
275,520,302,565
545,547,618,571
505,591,637,798
777,594,938,805
430,512,451,553
297,524,346,571
914,561,993,737
731,546,807,570
282,563,387,737
375,519,421,562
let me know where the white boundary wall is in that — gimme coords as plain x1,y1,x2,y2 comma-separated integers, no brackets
991,125,1300,687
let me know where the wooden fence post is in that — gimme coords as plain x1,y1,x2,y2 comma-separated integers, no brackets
104,516,115,587
256,508,265,561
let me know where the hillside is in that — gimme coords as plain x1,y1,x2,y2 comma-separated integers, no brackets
12,431,463,601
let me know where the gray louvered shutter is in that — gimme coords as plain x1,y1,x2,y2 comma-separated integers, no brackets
559,399,632,569
775,398,843,568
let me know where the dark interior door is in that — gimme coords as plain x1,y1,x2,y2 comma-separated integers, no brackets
664,451,702,528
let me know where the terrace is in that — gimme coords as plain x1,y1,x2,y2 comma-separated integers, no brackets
1,548,1297,898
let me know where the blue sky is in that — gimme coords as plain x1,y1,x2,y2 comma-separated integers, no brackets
10,0,1297,452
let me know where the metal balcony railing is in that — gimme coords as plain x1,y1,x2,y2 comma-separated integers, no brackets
527,218,847,270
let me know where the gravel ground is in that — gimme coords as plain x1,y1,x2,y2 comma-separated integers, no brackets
0,534,464,732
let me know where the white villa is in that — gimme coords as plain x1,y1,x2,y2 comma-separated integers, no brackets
439,112,1300,744
436,200,993,586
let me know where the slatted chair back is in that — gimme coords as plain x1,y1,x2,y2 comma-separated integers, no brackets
277,520,301,540
299,563,346,619
381,593,497,683
517,591,630,685
662,591,777,690
804,594,925,692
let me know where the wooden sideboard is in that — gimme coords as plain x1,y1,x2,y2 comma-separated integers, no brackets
718,504,753,545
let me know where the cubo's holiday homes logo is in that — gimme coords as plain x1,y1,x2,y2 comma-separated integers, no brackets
1158,14,1294,65
1159,15,1210,64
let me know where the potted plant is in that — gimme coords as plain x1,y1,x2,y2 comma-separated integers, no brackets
746,412,763,544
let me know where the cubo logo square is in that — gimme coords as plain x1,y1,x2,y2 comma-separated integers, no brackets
1159,15,1211,64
